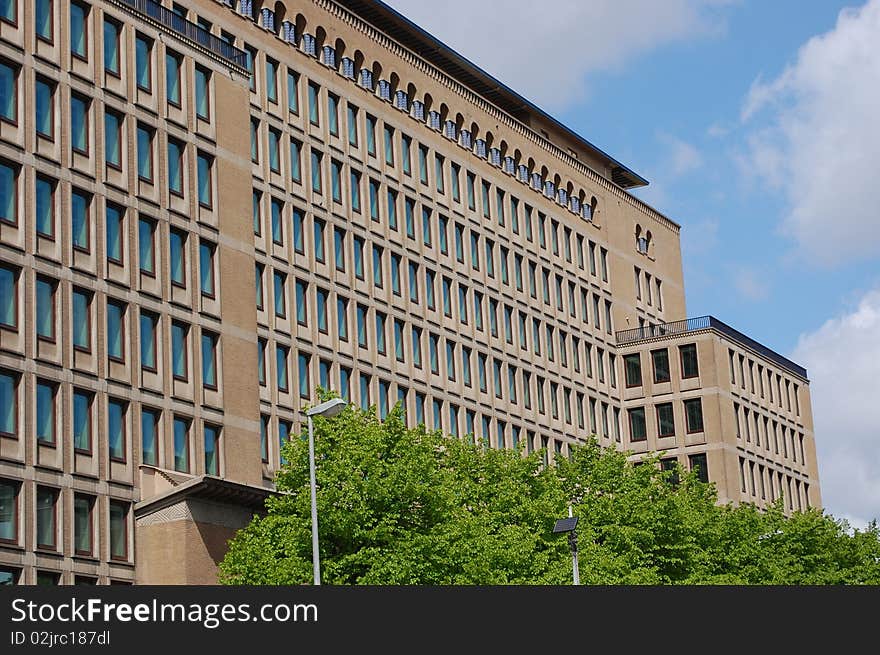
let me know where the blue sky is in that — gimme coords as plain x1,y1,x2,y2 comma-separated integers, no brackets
388,0,880,526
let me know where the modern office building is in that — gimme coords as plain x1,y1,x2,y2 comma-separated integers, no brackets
0,0,820,585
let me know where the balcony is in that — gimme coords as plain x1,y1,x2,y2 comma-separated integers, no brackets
616,316,808,380
114,0,248,68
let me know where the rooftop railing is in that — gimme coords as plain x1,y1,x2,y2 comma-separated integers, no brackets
116,0,248,68
616,316,808,380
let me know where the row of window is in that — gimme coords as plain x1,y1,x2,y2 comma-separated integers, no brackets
0,478,130,561
634,265,664,311
734,401,806,466
728,348,802,417
0,276,220,389
623,344,699,388
0,372,221,475
738,457,811,511
250,113,609,282
627,398,704,442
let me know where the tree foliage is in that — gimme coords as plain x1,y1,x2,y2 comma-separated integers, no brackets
219,401,880,585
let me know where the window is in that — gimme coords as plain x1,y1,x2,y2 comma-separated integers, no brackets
103,18,120,76
287,70,299,114
265,58,278,104
311,149,322,193
108,398,126,461
290,139,302,182
372,245,383,288
366,115,377,156
136,124,153,181
204,425,220,476
109,501,128,560
250,118,259,162
70,2,88,59
270,198,283,245
104,110,121,169
656,403,675,438
268,128,280,173
72,288,90,351
35,0,52,41
169,228,186,287
173,417,190,472
35,77,54,139
628,407,647,442
298,353,311,399
347,103,358,146
308,82,319,125
139,311,157,371
336,296,349,341
201,332,218,389
167,139,183,195
327,93,339,136
73,494,93,556
684,398,704,433
387,190,398,230
680,344,699,378
171,322,188,381
73,389,91,452
35,176,55,238
369,179,380,221
690,453,709,483
35,380,55,445
624,353,642,387
35,277,55,342
356,305,367,348
350,170,361,212
376,313,387,355
135,33,151,91
316,288,328,333
199,241,215,298
197,152,213,207
652,348,670,383
141,408,159,466
70,94,88,154
313,219,325,263
166,51,182,106
276,345,289,392
294,280,307,325
69,188,89,251
36,487,57,550
0,62,14,126
0,374,15,434
383,125,394,166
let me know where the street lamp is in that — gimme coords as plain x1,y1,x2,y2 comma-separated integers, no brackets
553,506,580,585
302,397,347,585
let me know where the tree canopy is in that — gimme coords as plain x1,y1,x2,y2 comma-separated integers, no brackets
219,401,880,585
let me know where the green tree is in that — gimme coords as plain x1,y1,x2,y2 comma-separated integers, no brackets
219,400,880,585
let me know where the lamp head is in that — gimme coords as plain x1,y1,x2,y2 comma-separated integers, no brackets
305,397,348,418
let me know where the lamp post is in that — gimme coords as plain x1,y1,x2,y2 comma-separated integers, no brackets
302,397,347,585
553,506,580,585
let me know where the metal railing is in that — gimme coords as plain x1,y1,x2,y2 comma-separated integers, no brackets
117,0,248,68
616,316,808,379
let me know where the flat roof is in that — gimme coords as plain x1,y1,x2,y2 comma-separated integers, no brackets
336,0,649,189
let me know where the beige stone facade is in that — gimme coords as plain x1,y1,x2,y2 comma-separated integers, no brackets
0,0,819,585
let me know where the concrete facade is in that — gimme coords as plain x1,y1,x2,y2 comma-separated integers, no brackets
0,0,819,585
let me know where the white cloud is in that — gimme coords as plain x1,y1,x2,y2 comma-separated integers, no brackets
658,133,704,177
741,0,880,267
792,288,880,528
384,0,734,111
733,268,770,301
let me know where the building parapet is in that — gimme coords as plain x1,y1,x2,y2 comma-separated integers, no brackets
615,316,808,381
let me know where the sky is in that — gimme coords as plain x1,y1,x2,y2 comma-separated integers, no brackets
386,0,880,528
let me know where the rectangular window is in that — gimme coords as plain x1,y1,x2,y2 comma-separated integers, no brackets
201,332,218,389
35,380,55,445
268,129,280,173
271,198,283,245
287,70,299,114
313,219,325,263
139,310,157,371
680,344,699,378
684,398,704,433
290,139,302,182
35,176,55,238
71,94,89,154
316,289,328,333
172,321,188,381
173,417,190,472
657,403,675,438
295,280,307,325
35,277,55,342
624,353,642,387
72,288,90,352
169,228,186,287
136,124,153,181
36,487,57,550
105,299,125,362
70,2,88,59
652,348,670,383
108,398,126,461
308,82,319,125
35,77,54,139
197,152,213,208
347,103,358,146
266,58,278,104
135,33,152,91
167,139,183,196
383,125,394,166
0,62,14,126
165,51,181,106
73,389,91,452
356,305,367,348
411,327,422,368
350,170,361,212
73,494,93,556
353,236,364,279
330,160,342,203
199,241,215,298
204,425,220,476
103,18,120,76
689,453,709,483
328,93,339,136
628,407,647,442
104,110,121,169
311,149,322,194
141,408,159,466
298,353,310,399
109,501,128,560
366,115,376,156
67,187,89,252
35,0,53,42
276,345,289,392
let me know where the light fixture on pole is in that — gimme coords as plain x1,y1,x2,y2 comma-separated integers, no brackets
302,398,347,585
552,506,580,585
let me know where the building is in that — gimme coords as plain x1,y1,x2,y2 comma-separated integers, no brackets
0,0,820,585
